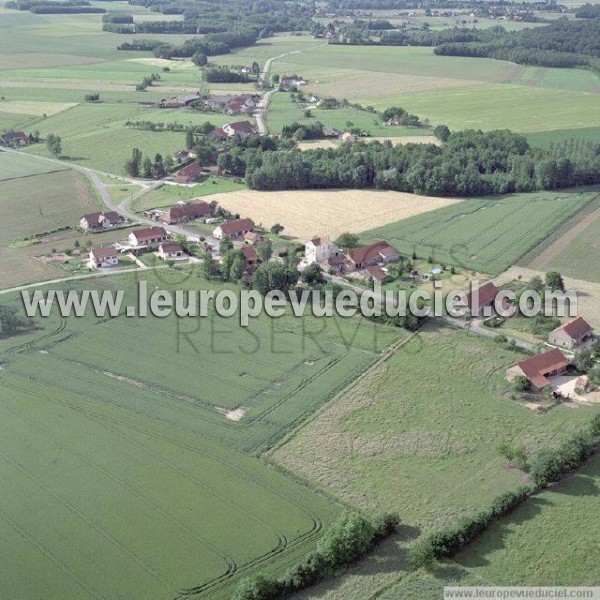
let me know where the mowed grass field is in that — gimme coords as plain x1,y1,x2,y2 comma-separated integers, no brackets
271,45,600,135
0,150,67,181
362,188,599,274
273,326,600,599
519,194,600,283
379,457,600,600
0,169,101,243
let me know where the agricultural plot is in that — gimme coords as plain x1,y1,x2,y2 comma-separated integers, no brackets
266,92,431,137
0,151,67,182
203,188,462,241
527,126,600,148
0,170,100,244
378,456,600,600
362,188,599,274
0,369,337,600
1,271,402,452
131,178,247,213
519,194,600,283
272,324,600,554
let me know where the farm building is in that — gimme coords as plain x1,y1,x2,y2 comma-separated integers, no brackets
241,245,261,272
80,211,121,231
128,226,168,248
506,348,571,391
159,93,200,108
305,235,341,265
244,231,262,245
208,127,228,140
362,265,390,283
160,200,211,225
0,131,29,146
174,162,203,184
157,243,185,260
548,317,595,349
213,218,255,240
222,121,258,138
89,247,118,269
345,241,399,270
453,281,510,317
341,132,357,143
281,74,307,87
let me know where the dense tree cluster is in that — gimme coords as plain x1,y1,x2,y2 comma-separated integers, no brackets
242,130,600,196
0,306,36,338
124,148,172,178
574,3,600,18
203,66,254,83
434,20,600,69
281,121,325,140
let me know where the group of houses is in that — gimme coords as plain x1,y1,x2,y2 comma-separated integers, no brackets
303,235,399,281
201,93,260,115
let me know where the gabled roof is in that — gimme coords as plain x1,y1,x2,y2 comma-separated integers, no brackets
131,226,167,242
309,235,329,247
90,246,117,259
1,130,28,142
552,316,594,341
464,282,500,309
81,211,103,225
176,162,202,177
159,242,183,254
208,127,228,139
516,349,570,389
103,211,120,223
226,121,257,134
161,200,210,222
218,218,255,236
365,265,388,281
241,246,258,262
348,241,397,265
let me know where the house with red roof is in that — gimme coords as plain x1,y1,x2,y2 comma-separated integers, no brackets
89,246,118,269
222,121,258,138
1,131,29,146
345,241,399,270
159,200,211,225
548,317,595,349
241,245,261,272
174,162,204,184
213,218,255,240
506,348,571,391
128,226,168,248
305,235,340,265
80,211,121,231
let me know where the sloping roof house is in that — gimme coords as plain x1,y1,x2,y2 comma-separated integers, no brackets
128,226,168,247
160,200,211,224
213,218,255,239
222,121,258,138
174,162,203,184
506,348,571,391
89,246,118,269
548,317,595,349
346,241,399,270
1,130,29,146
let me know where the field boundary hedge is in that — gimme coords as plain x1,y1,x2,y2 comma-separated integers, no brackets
408,413,600,568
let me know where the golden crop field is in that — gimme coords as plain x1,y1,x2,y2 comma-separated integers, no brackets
210,189,463,241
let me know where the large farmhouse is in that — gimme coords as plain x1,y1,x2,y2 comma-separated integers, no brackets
222,121,258,138
506,348,571,391
345,241,399,270
452,281,510,317
548,317,595,349
1,130,29,146
174,162,203,184
305,235,341,265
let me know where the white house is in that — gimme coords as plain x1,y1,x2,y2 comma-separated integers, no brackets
89,247,118,269
128,227,168,248
305,235,340,265
157,242,185,260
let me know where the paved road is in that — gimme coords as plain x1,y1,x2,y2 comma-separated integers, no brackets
1,147,221,251
254,43,328,136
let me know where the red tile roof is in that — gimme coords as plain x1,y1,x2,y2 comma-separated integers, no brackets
242,246,258,262
176,162,202,178
464,282,500,309
131,226,167,243
365,265,388,281
219,218,255,236
90,247,117,259
348,241,397,265
160,201,210,223
516,349,570,389
227,121,257,134
552,316,594,341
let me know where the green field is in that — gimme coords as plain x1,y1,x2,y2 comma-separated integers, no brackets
527,126,600,148
274,326,600,599
0,169,100,243
0,267,414,598
266,91,430,137
0,150,67,181
131,178,247,212
378,456,600,600
361,188,598,274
